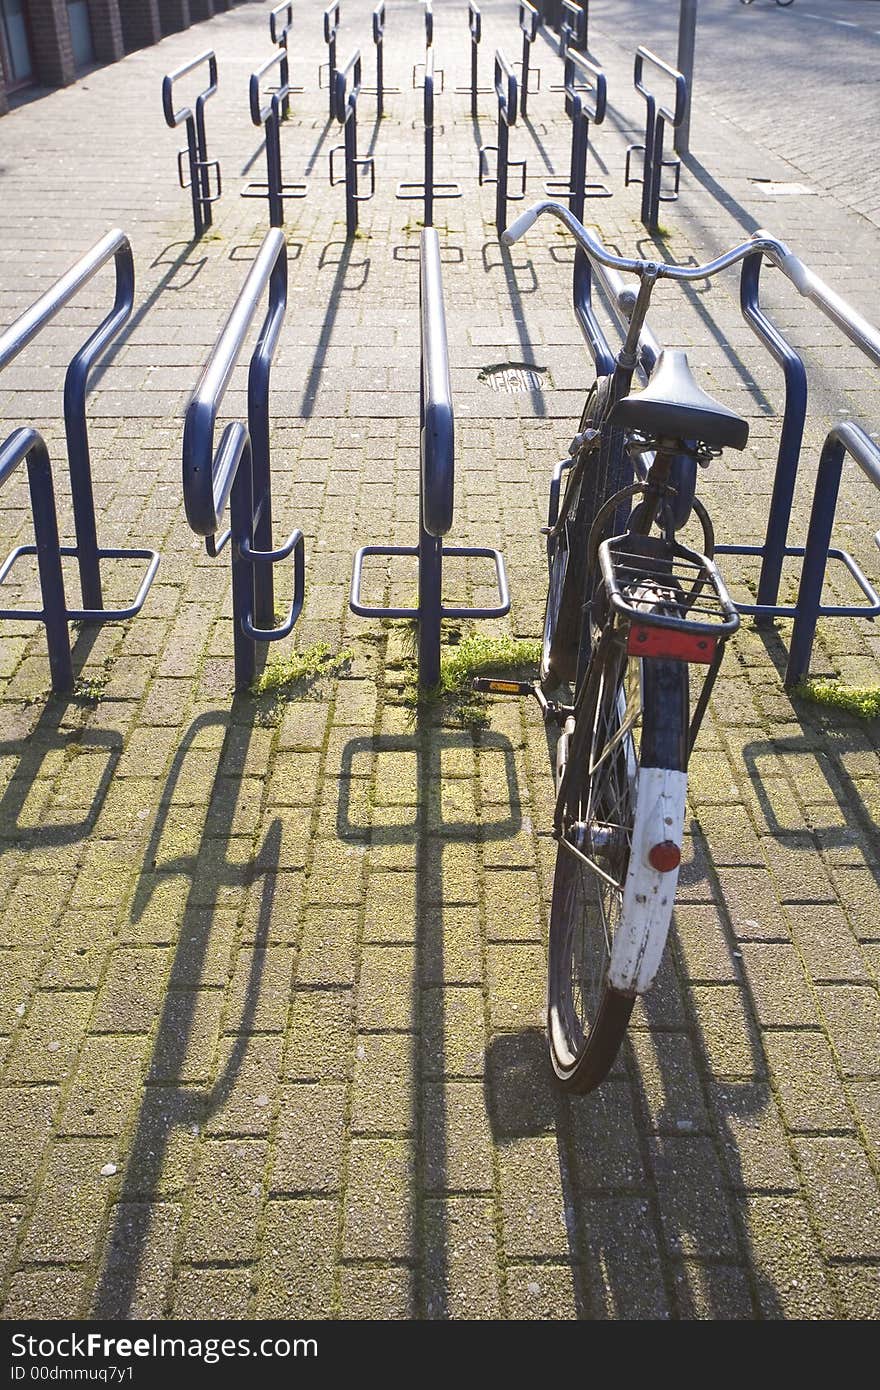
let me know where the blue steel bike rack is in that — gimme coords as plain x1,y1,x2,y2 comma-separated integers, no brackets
350,229,509,688
268,2,299,118
545,47,610,209
549,209,880,687
515,1,541,119
319,2,341,121
242,50,308,228
624,48,686,234
397,48,461,226
0,231,160,692
363,2,398,121
0,429,71,690
162,50,222,239
785,423,880,686
558,0,586,57
542,210,659,553
329,49,375,239
182,229,304,692
713,241,880,661
457,2,491,120
479,52,528,239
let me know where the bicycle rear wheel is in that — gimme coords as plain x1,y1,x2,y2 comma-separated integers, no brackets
548,591,689,1092
542,379,629,688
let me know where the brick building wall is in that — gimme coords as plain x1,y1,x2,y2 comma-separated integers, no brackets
0,0,244,111
118,0,161,51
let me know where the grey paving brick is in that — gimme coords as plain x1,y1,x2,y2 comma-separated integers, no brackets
742,1196,838,1319
256,1199,337,1319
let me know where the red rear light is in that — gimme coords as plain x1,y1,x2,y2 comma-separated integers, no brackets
648,840,681,872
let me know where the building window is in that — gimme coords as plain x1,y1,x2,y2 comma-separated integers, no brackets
1,0,34,86
67,0,94,69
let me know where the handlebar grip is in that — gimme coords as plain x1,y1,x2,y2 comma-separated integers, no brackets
778,250,810,296
501,203,541,245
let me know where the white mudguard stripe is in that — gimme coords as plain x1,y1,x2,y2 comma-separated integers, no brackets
609,766,688,995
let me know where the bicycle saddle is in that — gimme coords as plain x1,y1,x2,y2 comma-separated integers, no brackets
610,349,750,451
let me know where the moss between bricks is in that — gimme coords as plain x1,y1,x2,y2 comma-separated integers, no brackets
249,642,353,715
795,679,880,721
402,631,542,728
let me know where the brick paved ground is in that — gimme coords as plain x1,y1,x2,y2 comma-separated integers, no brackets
0,0,877,1320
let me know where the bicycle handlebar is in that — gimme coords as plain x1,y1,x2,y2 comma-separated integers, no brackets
502,201,880,368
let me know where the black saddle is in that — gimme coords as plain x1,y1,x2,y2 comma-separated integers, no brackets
609,349,749,451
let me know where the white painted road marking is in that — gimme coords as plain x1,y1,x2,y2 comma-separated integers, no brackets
800,10,879,35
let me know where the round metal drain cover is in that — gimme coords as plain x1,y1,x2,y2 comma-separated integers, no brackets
478,362,550,393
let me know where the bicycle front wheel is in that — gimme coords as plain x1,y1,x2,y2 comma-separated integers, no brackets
548,598,689,1092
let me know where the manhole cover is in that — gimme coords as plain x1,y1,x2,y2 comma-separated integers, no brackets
478,362,550,393
750,179,814,197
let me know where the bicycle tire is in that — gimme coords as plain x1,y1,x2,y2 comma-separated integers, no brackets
547,588,689,1092
775,0,794,7
541,379,629,688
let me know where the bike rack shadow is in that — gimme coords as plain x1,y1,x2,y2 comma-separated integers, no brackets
303,116,337,177
0,660,121,857
297,241,371,418
392,244,464,264
228,241,302,265
484,910,786,1318
337,721,521,1316
91,708,281,1317
480,241,547,420
87,239,209,393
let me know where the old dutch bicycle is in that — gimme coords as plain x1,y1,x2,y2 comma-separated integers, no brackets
476,200,814,1092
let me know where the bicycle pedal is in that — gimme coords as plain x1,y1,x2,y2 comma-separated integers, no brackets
472,678,534,696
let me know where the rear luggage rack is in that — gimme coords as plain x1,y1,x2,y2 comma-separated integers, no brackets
599,533,739,663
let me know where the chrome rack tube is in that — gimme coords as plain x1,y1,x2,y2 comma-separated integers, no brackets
183,229,304,690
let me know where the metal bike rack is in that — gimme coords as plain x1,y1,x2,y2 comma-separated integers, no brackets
397,48,461,227
479,52,528,239
182,229,304,692
624,47,686,233
350,229,509,688
363,1,399,121
162,51,222,239
545,47,610,210
515,1,541,119
242,50,307,228
0,231,160,692
784,423,880,686
269,2,293,48
546,218,661,546
456,2,491,120
559,0,586,57
319,2,341,120
329,49,375,239
423,0,434,48
712,242,880,664
268,2,298,118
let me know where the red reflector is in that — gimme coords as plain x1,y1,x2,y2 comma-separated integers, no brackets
627,623,718,664
648,840,681,872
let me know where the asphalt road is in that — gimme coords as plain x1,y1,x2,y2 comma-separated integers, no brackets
587,0,880,227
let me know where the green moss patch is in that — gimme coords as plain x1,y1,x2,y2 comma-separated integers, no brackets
795,679,880,721
250,642,352,712
404,631,541,728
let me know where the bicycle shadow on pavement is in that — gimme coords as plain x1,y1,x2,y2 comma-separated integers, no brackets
337,719,522,1317
484,915,789,1320
91,706,281,1317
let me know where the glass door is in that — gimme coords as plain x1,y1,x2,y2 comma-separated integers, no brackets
67,0,94,69
0,0,34,87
